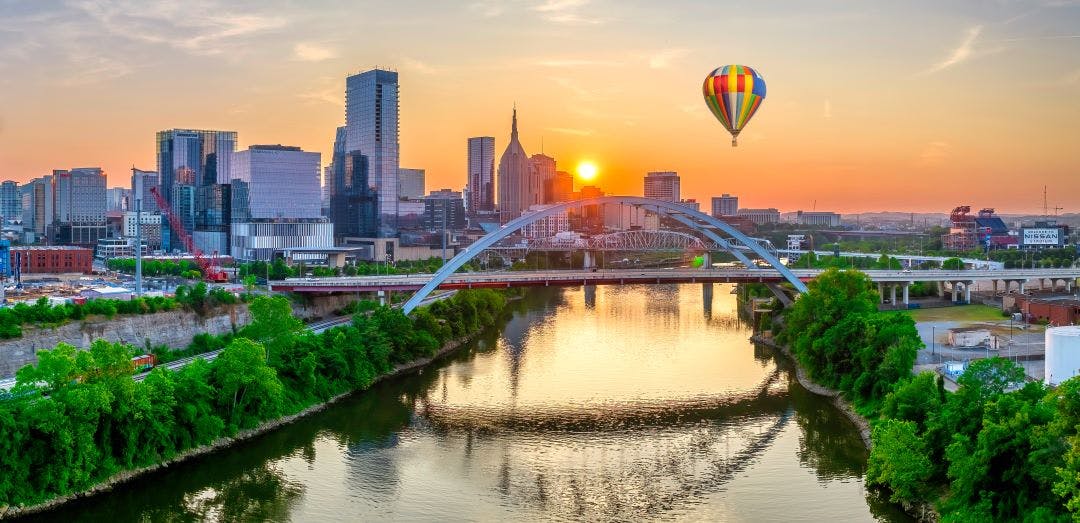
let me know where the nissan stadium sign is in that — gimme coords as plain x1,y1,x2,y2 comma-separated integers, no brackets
1022,228,1060,246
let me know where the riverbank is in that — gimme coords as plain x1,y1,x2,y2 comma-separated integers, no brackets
0,328,487,520
751,333,941,522
750,334,873,450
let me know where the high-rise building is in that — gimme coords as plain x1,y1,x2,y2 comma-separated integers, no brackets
398,168,426,200
345,69,399,236
711,194,738,217
50,168,107,247
497,108,531,223
1,181,21,224
529,153,555,207
422,189,466,232
21,176,52,242
330,150,379,239
230,145,322,220
644,171,680,203
156,129,237,250
467,136,495,215
549,170,574,204
229,145,328,260
106,188,131,212
130,168,159,214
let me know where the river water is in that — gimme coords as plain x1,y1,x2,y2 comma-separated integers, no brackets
35,285,910,522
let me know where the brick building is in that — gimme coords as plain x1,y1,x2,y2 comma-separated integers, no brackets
1014,296,1080,326
11,246,93,274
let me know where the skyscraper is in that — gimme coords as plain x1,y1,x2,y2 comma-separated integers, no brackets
50,168,107,247
497,108,530,223
398,168,426,200
156,129,237,250
549,170,574,203
711,194,738,217
644,171,680,203
467,136,495,215
0,181,21,224
528,153,555,207
130,168,159,214
345,69,399,237
229,144,330,260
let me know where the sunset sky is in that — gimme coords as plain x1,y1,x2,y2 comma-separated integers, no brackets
0,0,1078,213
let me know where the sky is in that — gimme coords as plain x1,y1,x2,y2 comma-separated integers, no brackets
0,0,1078,214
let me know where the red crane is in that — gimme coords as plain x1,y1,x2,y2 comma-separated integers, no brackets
147,186,228,282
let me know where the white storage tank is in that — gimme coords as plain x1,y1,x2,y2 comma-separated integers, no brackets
1046,326,1080,386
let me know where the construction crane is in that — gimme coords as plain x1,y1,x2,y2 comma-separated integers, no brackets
147,186,228,282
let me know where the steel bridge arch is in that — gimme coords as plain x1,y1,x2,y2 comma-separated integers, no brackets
401,196,808,313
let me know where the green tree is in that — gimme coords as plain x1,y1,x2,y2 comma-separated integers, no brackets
243,296,304,363
942,257,965,270
211,338,284,429
867,419,934,503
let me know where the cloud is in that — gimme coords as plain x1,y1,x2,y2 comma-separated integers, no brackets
917,141,951,166
531,0,602,25
469,1,506,18
535,58,622,68
647,48,689,69
298,77,341,106
293,42,336,62
924,25,983,74
546,127,594,136
401,57,439,75
823,100,833,119
68,0,288,56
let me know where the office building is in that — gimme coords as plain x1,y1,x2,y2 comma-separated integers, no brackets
1,181,21,223
230,145,322,220
796,211,842,227
497,108,531,223
130,168,159,213
229,144,328,260
422,189,466,232
106,188,130,212
123,212,163,250
21,176,52,242
680,199,701,213
50,168,108,248
345,69,399,236
711,194,738,217
156,129,237,250
736,208,781,225
644,171,680,203
398,168,425,200
521,204,569,239
330,150,379,239
529,153,555,206
549,170,574,203
467,136,495,214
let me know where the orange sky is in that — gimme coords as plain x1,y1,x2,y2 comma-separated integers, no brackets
0,1,1077,214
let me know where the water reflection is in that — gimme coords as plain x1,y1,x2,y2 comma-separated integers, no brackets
32,285,911,522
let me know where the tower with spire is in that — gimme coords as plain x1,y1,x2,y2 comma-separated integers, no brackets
497,106,532,223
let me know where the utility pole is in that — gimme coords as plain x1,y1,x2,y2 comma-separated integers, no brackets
133,166,143,296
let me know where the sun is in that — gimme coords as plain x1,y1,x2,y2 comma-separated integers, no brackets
576,161,599,182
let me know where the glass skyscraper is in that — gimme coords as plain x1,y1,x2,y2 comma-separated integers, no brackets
156,129,236,250
345,69,399,237
467,137,495,215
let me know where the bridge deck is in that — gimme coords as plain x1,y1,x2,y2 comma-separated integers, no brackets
270,268,1080,293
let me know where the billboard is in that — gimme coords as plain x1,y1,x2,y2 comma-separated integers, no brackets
1023,228,1060,246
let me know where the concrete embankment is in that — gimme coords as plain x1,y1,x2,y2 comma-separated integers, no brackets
0,329,486,520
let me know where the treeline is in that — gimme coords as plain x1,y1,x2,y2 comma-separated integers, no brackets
0,289,507,509
106,258,200,278
778,268,1080,520
0,283,242,339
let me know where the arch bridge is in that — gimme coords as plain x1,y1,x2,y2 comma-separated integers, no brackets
398,196,807,313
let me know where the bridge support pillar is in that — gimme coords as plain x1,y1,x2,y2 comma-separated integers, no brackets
902,282,910,306
1019,281,1026,294
992,280,999,293
584,284,597,308
951,282,959,303
583,250,597,270
878,283,884,304
702,283,713,310
964,281,973,304
1069,280,1074,293
701,252,712,270
937,281,945,298
890,284,897,308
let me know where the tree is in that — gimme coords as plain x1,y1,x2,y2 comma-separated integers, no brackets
242,274,258,291
867,419,934,503
243,296,304,363
942,257,965,270
211,338,284,429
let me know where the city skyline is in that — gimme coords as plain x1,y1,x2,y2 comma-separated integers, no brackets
0,1,1078,213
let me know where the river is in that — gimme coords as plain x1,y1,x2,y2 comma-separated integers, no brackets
31,285,911,522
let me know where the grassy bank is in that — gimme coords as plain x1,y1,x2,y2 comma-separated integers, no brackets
0,289,511,518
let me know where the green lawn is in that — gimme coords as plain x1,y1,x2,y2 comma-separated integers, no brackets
903,304,1007,322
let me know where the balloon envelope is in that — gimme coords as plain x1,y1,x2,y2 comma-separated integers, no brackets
702,65,767,146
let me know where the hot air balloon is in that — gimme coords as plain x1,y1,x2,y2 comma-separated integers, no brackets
702,65,767,147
